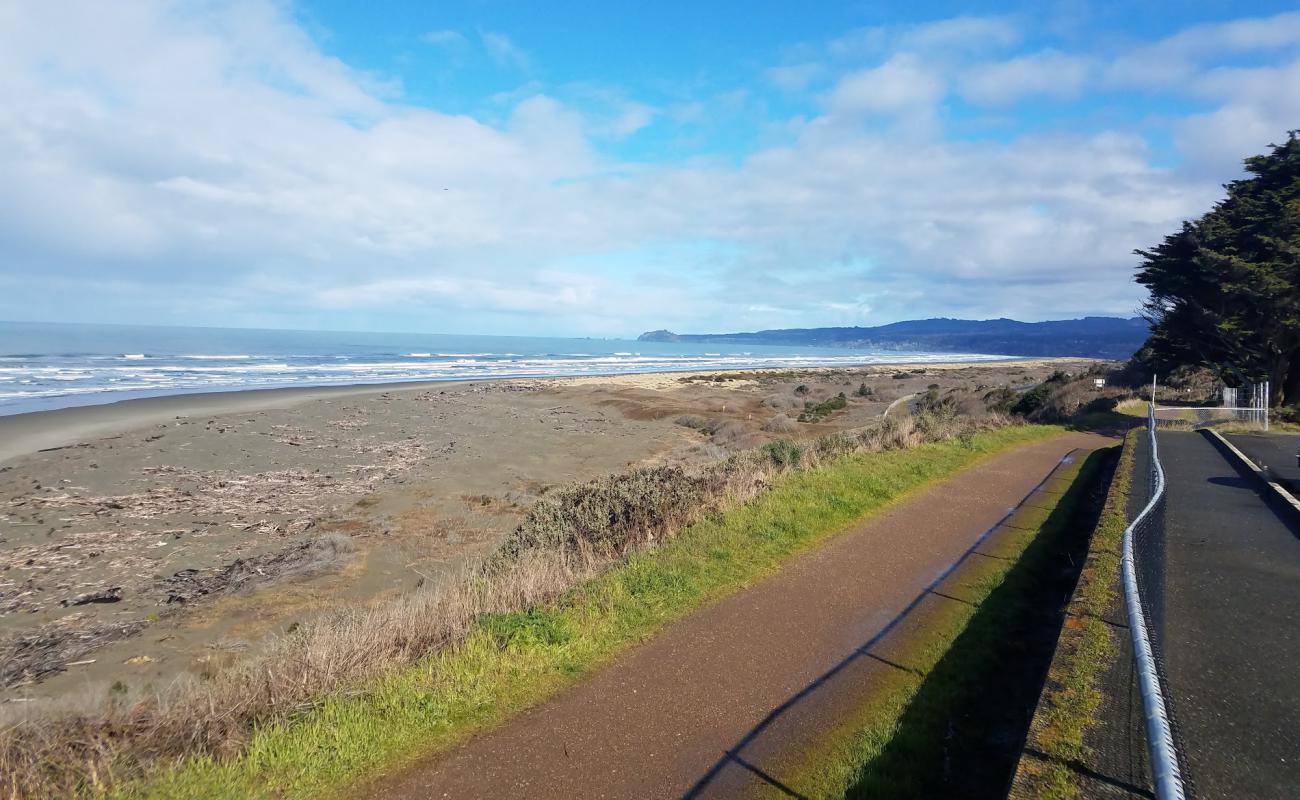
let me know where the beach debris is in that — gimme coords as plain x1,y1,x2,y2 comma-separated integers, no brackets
61,586,123,606
0,616,148,687
159,534,356,605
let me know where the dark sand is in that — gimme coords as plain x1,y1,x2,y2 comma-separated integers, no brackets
0,360,1091,701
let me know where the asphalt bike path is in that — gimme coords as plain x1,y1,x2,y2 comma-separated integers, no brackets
370,432,1111,799
1158,431,1300,799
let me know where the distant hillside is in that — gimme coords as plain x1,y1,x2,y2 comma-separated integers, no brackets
638,317,1148,359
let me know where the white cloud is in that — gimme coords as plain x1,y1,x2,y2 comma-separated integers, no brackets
830,16,1020,60
1175,59,1300,173
824,55,944,117
422,29,467,47
0,2,1292,334
901,16,1021,53
960,50,1091,106
480,30,530,70
1106,11,1300,89
766,62,824,92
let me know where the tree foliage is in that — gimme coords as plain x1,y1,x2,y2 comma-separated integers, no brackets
1136,131,1300,404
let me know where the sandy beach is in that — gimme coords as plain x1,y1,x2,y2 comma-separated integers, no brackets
0,359,1090,701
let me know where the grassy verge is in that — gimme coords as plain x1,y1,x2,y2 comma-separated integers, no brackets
765,444,1116,798
126,424,1065,799
1009,430,1134,799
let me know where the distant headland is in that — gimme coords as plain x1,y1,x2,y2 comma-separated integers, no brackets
638,316,1148,359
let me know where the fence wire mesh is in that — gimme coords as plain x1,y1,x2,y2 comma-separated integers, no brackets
1121,403,1189,800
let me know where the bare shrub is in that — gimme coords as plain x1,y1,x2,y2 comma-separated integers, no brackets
708,420,750,446
762,414,797,433
674,414,707,429
763,394,802,411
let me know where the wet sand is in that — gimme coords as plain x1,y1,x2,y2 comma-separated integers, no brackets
0,360,1091,701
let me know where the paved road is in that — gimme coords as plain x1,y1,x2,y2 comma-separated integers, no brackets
366,433,1109,800
1225,431,1300,494
1157,431,1300,799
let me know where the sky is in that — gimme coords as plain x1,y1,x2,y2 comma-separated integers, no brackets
1,1,1299,338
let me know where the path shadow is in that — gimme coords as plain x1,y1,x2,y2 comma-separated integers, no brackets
1199,430,1300,540
682,448,1113,799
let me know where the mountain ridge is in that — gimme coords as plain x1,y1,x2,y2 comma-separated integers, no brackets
638,316,1148,359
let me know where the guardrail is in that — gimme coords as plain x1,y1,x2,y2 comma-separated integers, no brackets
1120,402,1187,800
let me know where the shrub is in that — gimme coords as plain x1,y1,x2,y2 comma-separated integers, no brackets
763,394,803,411
893,372,911,380
1083,396,1119,414
763,439,804,469
495,465,721,559
798,392,848,423
794,384,811,396
762,414,798,433
709,420,751,446
855,383,872,397
983,386,1017,414
674,415,707,430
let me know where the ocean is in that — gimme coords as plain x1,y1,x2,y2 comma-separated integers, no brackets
0,321,1009,416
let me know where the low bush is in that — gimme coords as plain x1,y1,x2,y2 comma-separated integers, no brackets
763,414,798,433
799,392,849,423
855,383,872,398
893,372,912,380
674,414,707,429
763,394,803,411
708,420,751,447
763,439,804,469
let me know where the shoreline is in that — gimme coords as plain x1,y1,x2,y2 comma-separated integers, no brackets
0,357,1091,703
0,357,1076,465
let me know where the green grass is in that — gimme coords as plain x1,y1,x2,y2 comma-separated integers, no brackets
126,424,1066,800
1009,431,1134,799
766,445,1114,798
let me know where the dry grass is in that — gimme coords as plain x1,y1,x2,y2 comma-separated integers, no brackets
762,414,798,433
0,411,1011,799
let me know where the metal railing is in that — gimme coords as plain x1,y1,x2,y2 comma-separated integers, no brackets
1120,402,1187,800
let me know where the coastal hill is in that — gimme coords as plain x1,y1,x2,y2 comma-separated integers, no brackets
638,316,1148,359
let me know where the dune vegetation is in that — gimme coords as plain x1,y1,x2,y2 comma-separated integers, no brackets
2,411,1063,799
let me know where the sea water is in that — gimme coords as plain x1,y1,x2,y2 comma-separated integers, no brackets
0,321,1009,415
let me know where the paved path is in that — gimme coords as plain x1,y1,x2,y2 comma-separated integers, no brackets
881,393,916,418
368,431,1110,800
1156,431,1300,799
1224,431,1300,494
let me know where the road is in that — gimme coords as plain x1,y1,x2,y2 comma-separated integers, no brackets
1224,431,1300,494
365,433,1109,799
1156,431,1300,799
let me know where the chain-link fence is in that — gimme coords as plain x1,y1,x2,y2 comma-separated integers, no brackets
1153,380,1270,430
1121,403,1188,800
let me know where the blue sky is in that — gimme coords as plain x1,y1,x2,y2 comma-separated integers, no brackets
2,1,1299,337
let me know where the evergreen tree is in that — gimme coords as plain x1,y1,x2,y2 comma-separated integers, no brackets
1136,132,1300,404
